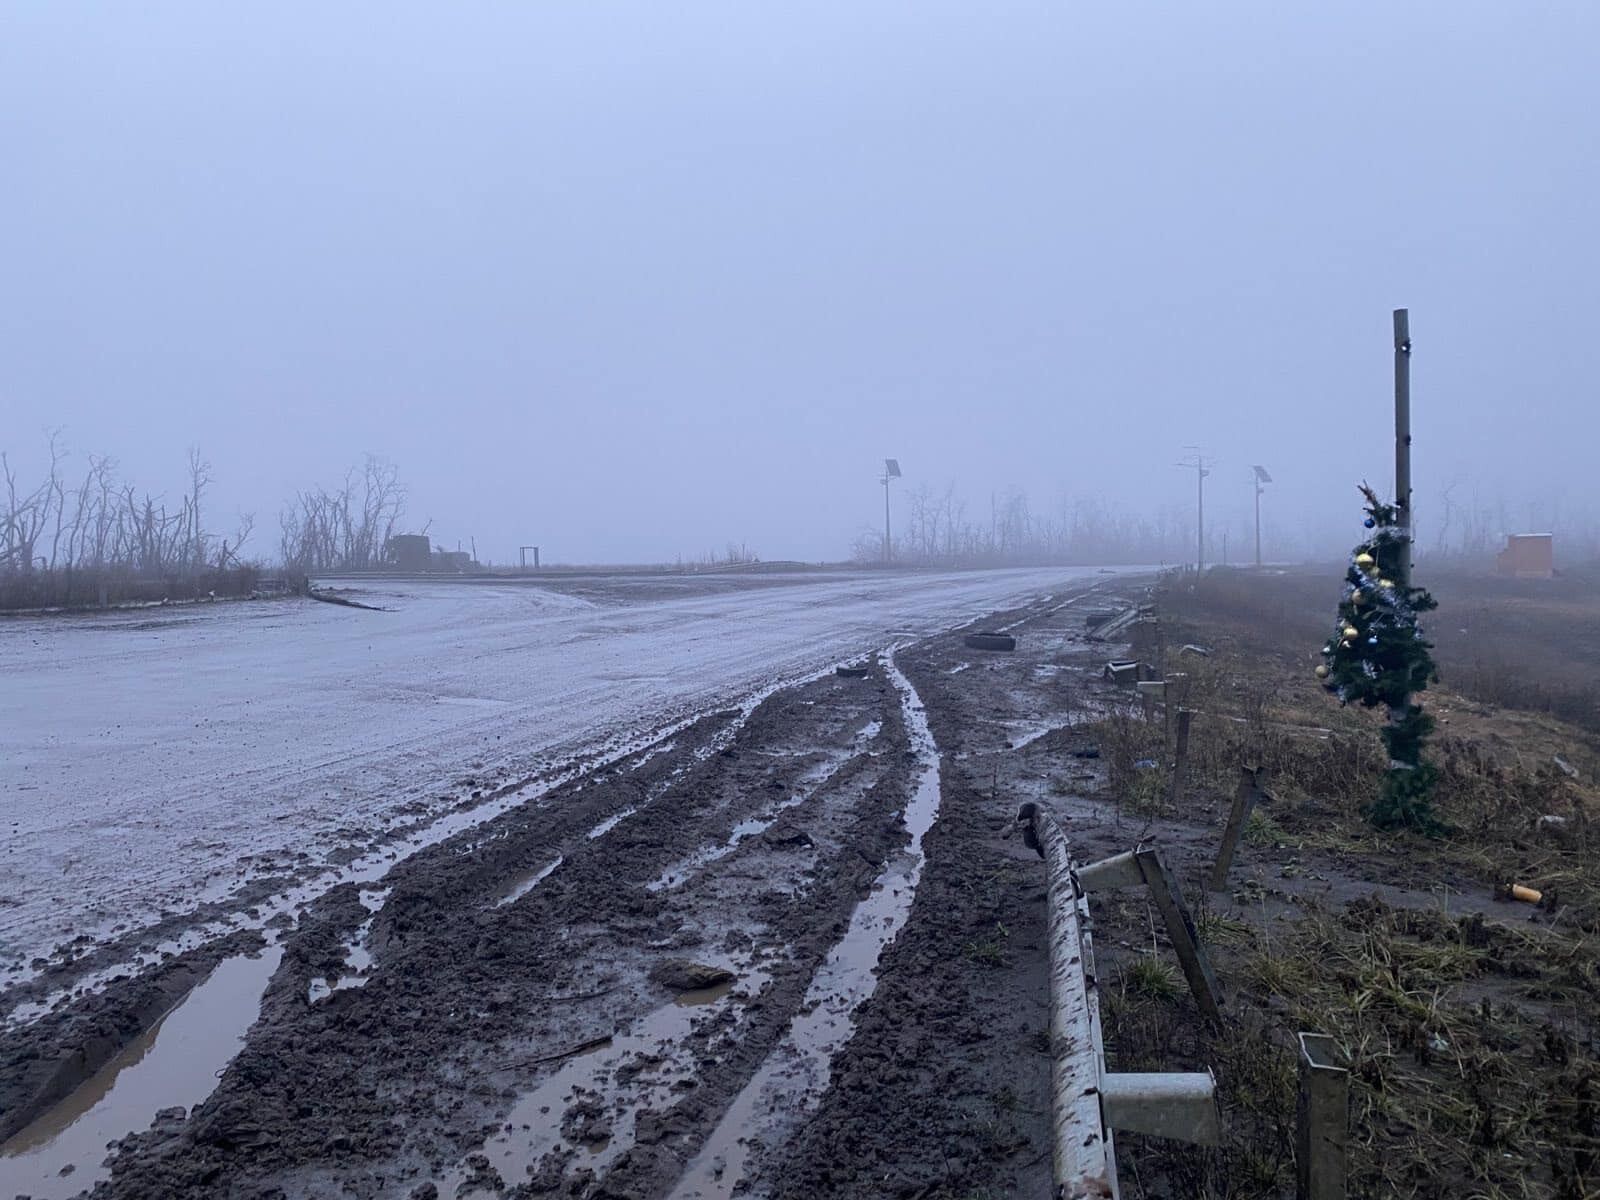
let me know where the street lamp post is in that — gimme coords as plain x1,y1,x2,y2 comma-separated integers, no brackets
881,458,901,564
1252,466,1272,568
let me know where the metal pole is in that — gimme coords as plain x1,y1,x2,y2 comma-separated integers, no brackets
1393,308,1412,589
883,475,891,565
1209,766,1263,891
1254,479,1262,569
1196,463,1204,572
1296,1033,1349,1200
1166,708,1193,817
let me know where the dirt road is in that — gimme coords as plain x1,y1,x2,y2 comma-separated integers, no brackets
2,568,1125,985
0,571,1150,1199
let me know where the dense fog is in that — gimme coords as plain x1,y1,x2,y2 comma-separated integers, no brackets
4,3,1596,569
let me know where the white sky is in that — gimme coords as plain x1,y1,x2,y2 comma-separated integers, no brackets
3,3,1596,562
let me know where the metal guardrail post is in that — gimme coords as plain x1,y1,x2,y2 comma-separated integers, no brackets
1077,847,1224,1027
1209,766,1264,891
1296,1033,1349,1200
1167,708,1193,814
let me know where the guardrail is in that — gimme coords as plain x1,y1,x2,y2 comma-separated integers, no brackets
1017,800,1351,1199
1017,802,1221,1198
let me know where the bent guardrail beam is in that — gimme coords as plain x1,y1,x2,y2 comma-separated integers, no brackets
1018,802,1220,1199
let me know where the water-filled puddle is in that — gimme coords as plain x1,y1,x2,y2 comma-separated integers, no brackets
308,887,390,1000
491,857,565,909
0,945,282,1200
438,963,766,1197
674,979,735,1007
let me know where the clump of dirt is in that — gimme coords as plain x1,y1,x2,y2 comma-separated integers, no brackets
649,961,735,992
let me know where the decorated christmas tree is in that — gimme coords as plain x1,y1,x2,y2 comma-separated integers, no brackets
1316,484,1442,832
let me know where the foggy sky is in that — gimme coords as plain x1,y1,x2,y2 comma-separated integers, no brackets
3,3,1596,564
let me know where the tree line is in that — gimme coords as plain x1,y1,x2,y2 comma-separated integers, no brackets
855,484,1208,567
1,433,416,609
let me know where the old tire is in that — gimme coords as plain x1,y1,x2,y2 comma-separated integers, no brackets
963,632,1016,652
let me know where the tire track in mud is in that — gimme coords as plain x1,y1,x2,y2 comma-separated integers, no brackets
764,585,1142,1200
0,661,844,1199
3,654,842,1032
1,578,1130,1200
2,660,912,1199
664,650,943,1199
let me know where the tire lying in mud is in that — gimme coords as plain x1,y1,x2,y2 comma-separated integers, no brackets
962,632,1016,652
835,664,871,678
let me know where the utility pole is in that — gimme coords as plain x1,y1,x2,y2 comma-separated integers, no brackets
1176,449,1212,572
1393,308,1412,588
881,458,901,564
1252,465,1273,568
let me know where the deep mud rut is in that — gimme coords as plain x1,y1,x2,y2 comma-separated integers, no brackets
1,575,1154,1200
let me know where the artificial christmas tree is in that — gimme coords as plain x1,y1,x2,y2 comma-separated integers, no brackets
1320,484,1442,833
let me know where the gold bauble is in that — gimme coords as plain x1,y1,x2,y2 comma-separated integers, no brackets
1314,664,1330,679
1342,625,1358,640
1355,552,1376,569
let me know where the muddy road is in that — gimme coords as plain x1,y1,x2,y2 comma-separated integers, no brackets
1,568,1120,984
1,572,1152,1199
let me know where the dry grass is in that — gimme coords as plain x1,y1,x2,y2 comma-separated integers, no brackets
1089,567,1600,1198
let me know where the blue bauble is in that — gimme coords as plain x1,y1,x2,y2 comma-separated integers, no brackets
1364,517,1376,528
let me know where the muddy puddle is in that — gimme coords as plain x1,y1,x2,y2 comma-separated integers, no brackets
991,710,1107,752
646,719,879,894
438,962,771,1197
308,887,390,1000
668,650,943,1199
0,945,282,1200
491,857,566,909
